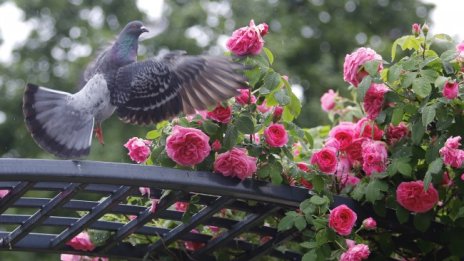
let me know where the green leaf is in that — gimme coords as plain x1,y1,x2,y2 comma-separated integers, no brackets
263,71,281,91
302,250,317,261
278,215,294,231
414,213,432,232
294,215,307,231
434,33,453,42
274,89,291,106
397,161,413,177
440,49,457,62
146,129,161,140
309,195,329,205
366,179,388,203
245,66,263,87
434,76,448,89
412,118,425,145
270,162,283,185
236,115,255,134
223,125,239,150
263,47,274,65
420,69,439,83
202,120,219,135
357,75,372,101
364,60,381,76
396,205,410,224
387,64,401,83
412,77,432,98
351,181,367,201
402,72,418,88
391,107,404,125
300,241,318,249
311,175,325,193
424,158,443,190
422,104,436,128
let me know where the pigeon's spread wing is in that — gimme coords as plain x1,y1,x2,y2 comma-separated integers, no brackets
113,54,245,125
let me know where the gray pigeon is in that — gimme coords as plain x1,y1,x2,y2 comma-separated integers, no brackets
23,21,245,159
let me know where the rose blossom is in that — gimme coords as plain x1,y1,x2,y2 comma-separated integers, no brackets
124,137,152,163
328,122,356,151
166,125,211,167
257,100,272,113
264,123,288,147
355,117,383,140
0,190,9,198
363,83,389,120
396,181,439,213
442,172,453,187
175,202,189,212
412,23,421,36
361,140,388,176
273,106,284,121
207,104,232,123
214,148,257,180
457,42,464,60
346,138,366,166
321,89,337,112
297,162,313,189
340,243,370,261
60,254,108,261
211,139,222,151
328,204,357,236
150,199,159,213
226,20,268,56
386,122,409,145
66,232,95,251
235,89,257,105
139,187,150,197
311,147,338,174
184,229,205,251
343,47,383,87
443,80,459,100
439,136,464,168
362,217,377,230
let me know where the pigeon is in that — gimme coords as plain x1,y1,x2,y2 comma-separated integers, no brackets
23,21,245,159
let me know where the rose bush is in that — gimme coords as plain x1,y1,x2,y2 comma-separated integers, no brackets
86,21,464,261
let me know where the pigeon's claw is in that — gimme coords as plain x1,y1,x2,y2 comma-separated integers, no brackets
95,125,104,145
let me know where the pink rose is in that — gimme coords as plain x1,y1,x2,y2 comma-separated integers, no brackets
361,140,388,176
443,80,459,100
257,100,272,113
0,190,9,198
139,187,150,197
396,181,439,213
150,199,159,213
355,117,383,140
207,104,232,123
363,83,389,120
211,139,222,151
235,89,257,105
320,89,337,112
340,243,370,261
214,148,257,180
328,204,357,236
343,47,383,87
442,172,453,187
273,106,284,121
311,147,338,174
226,20,268,56
412,23,421,36
440,136,464,168
60,254,108,261
346,138,366,166
264,123,288,147
362,217,377,230
175,202,189,212
124,137,152,163
297,162,313,189
66,232,95,251
386,122,409,145
184,229,205,251
329,122,356,151
457,42,464,58
166,126,211,167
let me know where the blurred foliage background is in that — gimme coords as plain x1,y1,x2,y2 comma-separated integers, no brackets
0,0,433,260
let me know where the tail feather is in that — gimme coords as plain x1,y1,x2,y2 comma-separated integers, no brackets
23,83,94,159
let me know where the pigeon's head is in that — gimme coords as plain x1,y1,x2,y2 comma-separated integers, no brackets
121,21,149,38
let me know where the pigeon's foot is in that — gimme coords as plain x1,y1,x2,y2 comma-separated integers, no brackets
95,127,105,145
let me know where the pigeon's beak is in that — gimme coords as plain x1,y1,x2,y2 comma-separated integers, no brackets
141,26,149,33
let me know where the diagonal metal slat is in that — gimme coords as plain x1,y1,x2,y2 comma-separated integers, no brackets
233,229,299,261
192,205,280,258
0,181,35,214
50,185,135,250
98,190,185,253
4,182,85,246
146,196,234,255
